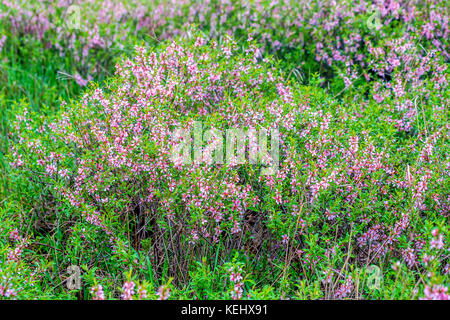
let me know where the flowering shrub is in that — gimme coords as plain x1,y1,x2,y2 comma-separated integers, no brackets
2,0,447,92
1,1,448,153
3,26,448,299
0,0,449,300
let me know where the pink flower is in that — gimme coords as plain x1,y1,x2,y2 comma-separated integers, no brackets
91,284,105,300
420,285,449,300
121,281,135,300
74,73,88,87
0,35,6,50
137,285,147,299
157,285,170,300
335,275,353,299
430,233,444,250
402,248,417,267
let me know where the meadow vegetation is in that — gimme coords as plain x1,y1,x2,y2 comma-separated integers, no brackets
0,0,448,300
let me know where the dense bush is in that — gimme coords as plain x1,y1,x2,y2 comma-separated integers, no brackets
0,1,448,160
0,0,448,300
1,0,448,101
3,29,448,299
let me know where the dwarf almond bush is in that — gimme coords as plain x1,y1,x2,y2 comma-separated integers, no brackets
1,1,448,166
3,29,448,299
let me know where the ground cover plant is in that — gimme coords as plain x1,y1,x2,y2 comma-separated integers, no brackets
0,0,448,300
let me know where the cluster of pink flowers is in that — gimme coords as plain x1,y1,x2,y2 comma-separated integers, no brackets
156,285,170,300
430,229,444,250
401,248,417,268
228,266,244,300
90,284,105,300
120,281,135,300
137,285,147,299
420,284,449,300
335,275,353,300
0,276,17,299
6,229,29,262
0,287,17,298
